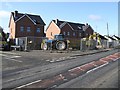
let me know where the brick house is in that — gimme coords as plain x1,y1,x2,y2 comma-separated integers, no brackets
9,11,46,39
46,19,94,40
8,11,46,50
46,19,94,49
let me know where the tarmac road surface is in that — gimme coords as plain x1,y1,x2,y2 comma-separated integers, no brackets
1,49,119,89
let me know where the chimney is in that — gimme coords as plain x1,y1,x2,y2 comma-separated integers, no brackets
55,19,59,24
14,10,18,17
86,23,88,26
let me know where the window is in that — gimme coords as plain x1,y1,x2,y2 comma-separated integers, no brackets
63,32,66,35
73,32,75,36
78,26,81,29
36,28,40,33
27,27,31,32
33,19,36,22
67,32,70,36
86,33,88,36
20,26,24,32
79,33,81,36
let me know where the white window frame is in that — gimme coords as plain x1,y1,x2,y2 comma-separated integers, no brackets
36,28,40,33
73,32,76,36
67,32,70,36
79,33,81,36
63,32,66,35
20,26,24,32
27,26,31,32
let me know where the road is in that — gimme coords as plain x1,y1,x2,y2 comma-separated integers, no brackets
1,49,119,89
57,59,119,88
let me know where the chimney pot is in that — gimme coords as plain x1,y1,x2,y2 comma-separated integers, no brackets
55,19,59,24
86,23,88,25
14,10,18,17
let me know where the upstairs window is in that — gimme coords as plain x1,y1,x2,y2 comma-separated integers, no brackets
33,19,36,23
79,33,81,36
78,26,81,29
63,32,66,35
73,32,76,36
36,28,40,33
20,26,24,32
27,27,31,32
67,32,70,36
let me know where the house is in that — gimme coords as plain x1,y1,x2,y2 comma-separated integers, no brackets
80,32,108,50
104,35,117,48
9,11,46,39
8,11,46,50
46,19,94,49
95,33,108,49
46,19,94,40
112,35,120,46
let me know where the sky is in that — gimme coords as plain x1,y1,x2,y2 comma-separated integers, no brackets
0,1,119,36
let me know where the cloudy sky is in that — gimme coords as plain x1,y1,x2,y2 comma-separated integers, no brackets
0,1,119,36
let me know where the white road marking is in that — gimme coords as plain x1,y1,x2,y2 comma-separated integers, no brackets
0,51,18,55
56,59,61,61
99,59,108,63
0,54,8,56
1,53,22,62
59,74,67,81
59,74,65,80
50,60,55,62
46,59,50,61
50,85,57,88
86,62,108,74
16,79,42,89
68,67,79,72
11,56,21,58
105,56,116,60
0,53,21,58
5,58,22,62
112,58,119,61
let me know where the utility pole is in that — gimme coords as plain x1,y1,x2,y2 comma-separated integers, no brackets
107,22,109,36
95,25,98,46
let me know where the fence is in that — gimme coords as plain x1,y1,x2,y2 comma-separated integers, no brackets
13,36,47,51
10,36,111,51
66,38,109,51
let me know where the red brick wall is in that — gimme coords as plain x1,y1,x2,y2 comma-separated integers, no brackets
60,23,84,39
15,16,44,38
46,21,61,40
84,26,94,37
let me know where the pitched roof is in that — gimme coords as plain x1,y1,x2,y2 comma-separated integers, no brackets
113,35,120,40
104,35,116,40
11,11,45,25
98,34,108,40
0,26,3,31
53,19,85,31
